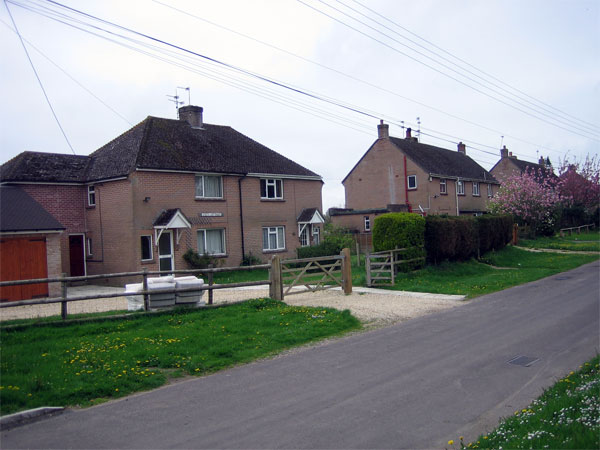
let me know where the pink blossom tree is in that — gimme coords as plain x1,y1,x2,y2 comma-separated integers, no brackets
489,168,563,236
558,154,600,211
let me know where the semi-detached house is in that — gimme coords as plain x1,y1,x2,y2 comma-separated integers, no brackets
0,106,324,293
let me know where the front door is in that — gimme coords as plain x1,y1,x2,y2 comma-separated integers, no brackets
69,235,85,277
158,231,174,274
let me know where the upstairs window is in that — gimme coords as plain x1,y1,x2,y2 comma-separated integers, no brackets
195,175,223,199
473,182,480,196
456,180,465,195
407,175,417,190
440,179,447,195
87,186,96,206
260,178,283,199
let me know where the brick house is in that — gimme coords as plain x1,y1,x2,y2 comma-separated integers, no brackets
1,106,324,286
330,121,499,250
490,146,554,181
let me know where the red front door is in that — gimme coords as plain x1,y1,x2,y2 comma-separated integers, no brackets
69,235,85,277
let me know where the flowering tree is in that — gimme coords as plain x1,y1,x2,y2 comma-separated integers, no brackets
489,168,563,236
558,154,600,211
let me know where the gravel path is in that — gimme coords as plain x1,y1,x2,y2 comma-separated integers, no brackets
0,285,465,326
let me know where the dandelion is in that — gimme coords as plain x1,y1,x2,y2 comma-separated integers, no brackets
448,440,454,446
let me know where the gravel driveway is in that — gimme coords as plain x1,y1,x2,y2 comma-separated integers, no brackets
0,285,465,326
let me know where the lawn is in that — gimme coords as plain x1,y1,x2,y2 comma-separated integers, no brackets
448,356,599,449
518,230,599,252
0,299,360,415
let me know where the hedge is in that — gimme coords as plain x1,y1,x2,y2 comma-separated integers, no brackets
372,213,426,271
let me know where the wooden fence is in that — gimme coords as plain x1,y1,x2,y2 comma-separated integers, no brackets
366,247,425,287
559,223,595,237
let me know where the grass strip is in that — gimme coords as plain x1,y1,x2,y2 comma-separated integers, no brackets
519,230,599,252
0,298,360,415
447,355,599,449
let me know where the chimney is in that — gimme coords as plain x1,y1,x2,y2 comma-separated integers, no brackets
500,145,509,159
406,127,412,139
457,141,466,154
178,105,203,128
377,120,389,139
509,151,517,159
538,156,545,167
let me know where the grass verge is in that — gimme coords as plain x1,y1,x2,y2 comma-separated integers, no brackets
518,230,599,252
447,355,599,449
0,298,360,415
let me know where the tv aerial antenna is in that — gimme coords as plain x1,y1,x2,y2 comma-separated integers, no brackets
177,86,191,105
166,90,184,115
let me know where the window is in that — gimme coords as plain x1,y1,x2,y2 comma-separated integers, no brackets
439,179,447,194
86,238,93,256
195,175,223,199
141,235,153,261
456,180,465,195
198,229,226,255
407,175,417,190
87,186,96,206
487,183,493,197
364,216,371,231
299,226,309,247
263,226,285,251
312,226,320,245
472,182,480,196
260,178,283,199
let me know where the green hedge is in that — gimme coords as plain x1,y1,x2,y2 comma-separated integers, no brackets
297,241,344,259
372,213,426,271
425,214,513,263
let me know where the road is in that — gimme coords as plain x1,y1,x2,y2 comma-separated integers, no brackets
2,260,599,449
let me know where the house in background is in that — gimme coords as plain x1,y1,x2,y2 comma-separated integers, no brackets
0,186,65,301
490,146,554,181
1,106,324,288
330,121,499,250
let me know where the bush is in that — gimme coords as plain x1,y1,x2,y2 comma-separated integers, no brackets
183,249,220,270
296,224,353,259
372,213,425,271
297,241,343,259
241,253,262,266
476,214,513,254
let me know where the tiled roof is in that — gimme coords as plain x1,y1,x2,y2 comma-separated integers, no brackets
389,137,497,183
297,208,324,223
1,115,321,183
0,186,65,232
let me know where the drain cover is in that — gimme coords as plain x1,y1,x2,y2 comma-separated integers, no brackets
555,276,571,281
508,356,539,367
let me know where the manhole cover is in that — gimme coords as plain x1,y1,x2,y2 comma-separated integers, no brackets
555,276,571,281
508,356,539,367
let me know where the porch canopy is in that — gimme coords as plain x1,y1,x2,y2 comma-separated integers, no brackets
297,207,325,236
153,209,191,245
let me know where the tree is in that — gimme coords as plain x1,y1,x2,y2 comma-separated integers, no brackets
489,168,563,236
558,154,600,211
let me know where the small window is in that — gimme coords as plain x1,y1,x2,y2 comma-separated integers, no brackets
312,226,320,245
260,178,283,199
195,175,223,199
407,175,417,190
487,183,493,197
440,179,447,195
456,180,465,195
86,238,93,256
198,229,226,255
299,226,309,247
87,186,96,206
473,182,480,196
263,226,285,251
141,235,153,261
364,216,371,232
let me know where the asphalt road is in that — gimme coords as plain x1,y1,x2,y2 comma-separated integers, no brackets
2,260,599,449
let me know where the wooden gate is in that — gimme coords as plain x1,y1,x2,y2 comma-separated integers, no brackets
0,237,49,301
366,247,425,287
280,249,352,297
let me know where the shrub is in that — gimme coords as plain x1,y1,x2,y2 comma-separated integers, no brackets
296,224,353,259
372,213,425,271
183,249,220,270
476,214,513,254
241,253,262,266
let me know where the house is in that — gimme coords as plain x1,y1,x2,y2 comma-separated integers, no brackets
330,121,499,250
0,186,65,300
0,106,324,288
490,146,554,182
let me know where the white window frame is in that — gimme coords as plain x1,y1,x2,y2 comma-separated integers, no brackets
472,182,480,197
299,226,309,247
197,228,226,256
141,235,153,261
440,179,447,195
195,175,223,199
487,183,493,197
86,237,93,257
260,178,283,199
407,175,417,190
456,180,465,195
364,216,371,232
312,226,320,245
87,185,96,206
263,226,285,251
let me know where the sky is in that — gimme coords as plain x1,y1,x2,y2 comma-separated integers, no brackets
1,0,599,211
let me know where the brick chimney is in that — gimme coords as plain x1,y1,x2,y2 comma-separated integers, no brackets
406,127,412,139
178,105,203,128
538,156,545,166
377,120,389,139
457,141,466,154
500,145,509,159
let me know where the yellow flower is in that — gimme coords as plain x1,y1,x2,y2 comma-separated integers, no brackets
448,440,454,445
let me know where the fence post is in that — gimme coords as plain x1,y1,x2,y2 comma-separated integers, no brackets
512,224,519,245
341,248,352,295
366,254,371,287
390,251,395,285
142,268,149,311
355,241,360,267
207,264,214,305
269,255,283,301
61,272,68,320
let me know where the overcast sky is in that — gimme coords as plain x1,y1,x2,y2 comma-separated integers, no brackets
1,0,598,211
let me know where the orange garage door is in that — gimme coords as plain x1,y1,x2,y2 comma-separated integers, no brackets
0,237,49,302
